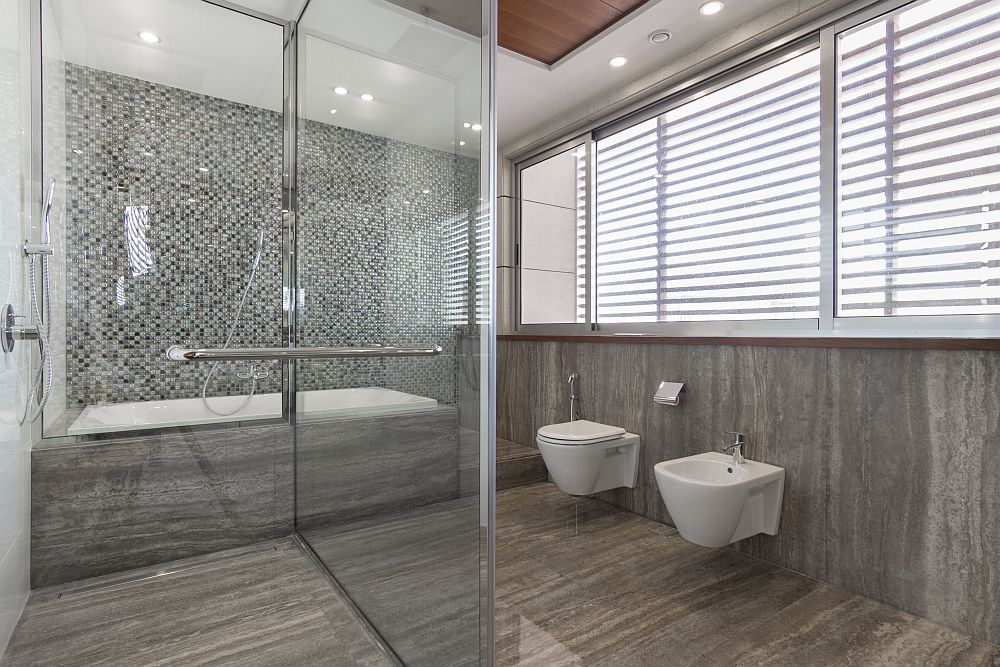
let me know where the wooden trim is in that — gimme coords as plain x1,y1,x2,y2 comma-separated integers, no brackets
498,334,1000,351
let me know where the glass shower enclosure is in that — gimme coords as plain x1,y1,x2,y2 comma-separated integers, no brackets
34,0,494,664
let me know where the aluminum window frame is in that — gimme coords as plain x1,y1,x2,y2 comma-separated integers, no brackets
514,134,594,334
513,0,1000,339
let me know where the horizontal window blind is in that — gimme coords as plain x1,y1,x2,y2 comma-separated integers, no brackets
444,203,491,326
837,0,1000,316
594,50,822,323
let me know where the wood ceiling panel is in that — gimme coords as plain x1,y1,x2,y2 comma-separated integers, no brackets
499,0,653,65
600,0,650,12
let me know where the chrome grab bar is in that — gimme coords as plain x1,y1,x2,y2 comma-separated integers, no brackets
166,345,442,362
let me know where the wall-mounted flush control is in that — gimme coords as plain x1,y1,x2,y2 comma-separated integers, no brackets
1,304,39,354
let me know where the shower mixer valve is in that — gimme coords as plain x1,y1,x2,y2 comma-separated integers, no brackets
1,304,40,354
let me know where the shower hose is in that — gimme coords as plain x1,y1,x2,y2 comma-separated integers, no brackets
200,227,266,417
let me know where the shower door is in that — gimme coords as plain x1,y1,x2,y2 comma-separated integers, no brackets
290,1,494,665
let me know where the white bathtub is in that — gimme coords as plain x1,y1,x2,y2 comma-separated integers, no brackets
66,387,439,436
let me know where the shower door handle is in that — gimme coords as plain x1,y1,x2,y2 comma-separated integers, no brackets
166,345,442,362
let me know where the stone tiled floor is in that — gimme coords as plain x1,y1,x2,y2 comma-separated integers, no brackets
496,483,1000,666
1,542,392,667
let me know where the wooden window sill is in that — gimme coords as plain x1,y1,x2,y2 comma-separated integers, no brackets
498,334,1000,351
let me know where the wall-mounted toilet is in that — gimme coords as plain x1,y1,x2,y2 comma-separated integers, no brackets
536,420,640,496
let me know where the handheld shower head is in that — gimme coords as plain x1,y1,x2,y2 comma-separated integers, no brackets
42,180,55,245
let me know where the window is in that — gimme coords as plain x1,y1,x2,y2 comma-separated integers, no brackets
595,50,822,322
517,144,588,324
837,0,1000,317
515,0,1000,336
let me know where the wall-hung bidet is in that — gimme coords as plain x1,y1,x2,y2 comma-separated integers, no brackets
536,420,640,496
653,432,784,547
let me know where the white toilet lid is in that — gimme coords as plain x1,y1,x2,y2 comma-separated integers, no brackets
537,420,626,445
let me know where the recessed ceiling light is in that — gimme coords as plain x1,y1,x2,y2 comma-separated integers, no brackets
648,30,672,44
138,31,161,44
608,56,629,67
459,141,466,146
360,93,374,102
333,86,349,95
463,122,471,128
700,1,724,16
329,109,338,114
471,123,482,131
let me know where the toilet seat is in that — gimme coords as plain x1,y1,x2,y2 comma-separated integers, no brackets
536,420,625,446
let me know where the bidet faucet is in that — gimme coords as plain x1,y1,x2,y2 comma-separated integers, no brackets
568,372,579,422
722,431,745,465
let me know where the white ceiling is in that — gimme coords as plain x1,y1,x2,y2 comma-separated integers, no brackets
297,0,484,154
44,0,807,155
47,0,285,111
46,0,484,155
496,0,797,148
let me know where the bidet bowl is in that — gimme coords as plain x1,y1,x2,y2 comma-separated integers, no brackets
653,452,784,547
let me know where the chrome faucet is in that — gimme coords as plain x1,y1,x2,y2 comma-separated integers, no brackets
568,372,579,422
722,431,746,465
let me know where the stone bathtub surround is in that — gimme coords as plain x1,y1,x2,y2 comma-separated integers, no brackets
295,406,461,530
30,424,294,589
497,339,1000,646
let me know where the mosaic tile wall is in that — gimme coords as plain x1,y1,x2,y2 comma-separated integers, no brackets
62,63,284,407
296,120,480,405
62,63,480,408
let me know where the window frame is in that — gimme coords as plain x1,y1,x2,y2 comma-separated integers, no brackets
513,0,1000,339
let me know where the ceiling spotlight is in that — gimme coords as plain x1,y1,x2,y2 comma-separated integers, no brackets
333,86,349,95
138,31,161,44
463,122,471,128
459,140,466,146
700,1,724,15
471,123,482,131
648,30,672,44
360,93,374,102
608,56,629,67
329,109,338,114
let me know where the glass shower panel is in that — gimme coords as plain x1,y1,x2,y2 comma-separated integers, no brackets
39,0,285,438
293,1,492,664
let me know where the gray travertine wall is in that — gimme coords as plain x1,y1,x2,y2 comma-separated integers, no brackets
497,339,1000,645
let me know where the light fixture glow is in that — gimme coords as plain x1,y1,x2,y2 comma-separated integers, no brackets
463,122,471,128
198,167,209,173
138,31,161,44
360,93,374,102
700,1,724,15
329,109,338,115
459,141,466,146
608,56,629,67
333,86,349,95
471,123,482,131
